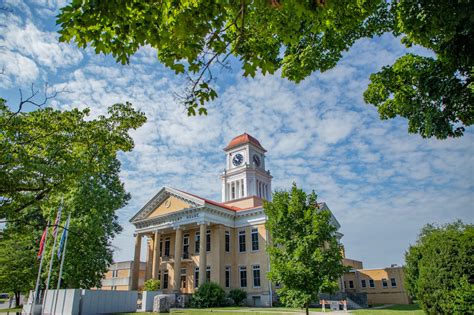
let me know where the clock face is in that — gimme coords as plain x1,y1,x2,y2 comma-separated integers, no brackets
232,153,244,166
253,154,261,167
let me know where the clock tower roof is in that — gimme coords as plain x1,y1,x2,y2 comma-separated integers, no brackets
224,133,266,152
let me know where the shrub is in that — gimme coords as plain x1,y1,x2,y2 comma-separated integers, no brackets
405,221,473,314
191,282,226,308
143,279,160,291
228,289,247,306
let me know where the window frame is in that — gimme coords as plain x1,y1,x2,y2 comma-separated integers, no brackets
251,227,259,251
164,237,171,257
163,270,169,289
390,277,397,287
239,230,246,253
225,266,231,288
195,232,200,254
252,265,261,288
239,266,247,288
206,266,211,282
194,267,199,288
361,279,367,288
206,230,211,252
369,279,375,288
382,278,388,288
225,231,230,252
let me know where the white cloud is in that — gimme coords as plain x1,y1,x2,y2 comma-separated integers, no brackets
0,6,472,270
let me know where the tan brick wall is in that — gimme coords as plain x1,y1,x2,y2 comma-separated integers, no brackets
152,223,270,299
344,267,411,305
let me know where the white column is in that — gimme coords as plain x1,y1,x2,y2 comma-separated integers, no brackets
173,228,183,291
152,231,161,279
198,223,207,285
131,234,142,290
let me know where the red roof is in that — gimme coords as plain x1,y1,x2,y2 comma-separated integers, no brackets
224,133,266,152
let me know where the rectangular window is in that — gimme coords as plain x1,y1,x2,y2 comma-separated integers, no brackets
225,231,230,252
391,278,397,287
195,232,200,253
344,281,347,289
112,270,118,278
194,267,199,288
206,266,211,282
164,237,170,257
231,183,236,199
251,227,259,251
239,230,246,252
183,234,190,259
369,279,375,288
240,266,247,288
225,266,231,288
349,280,354,289
361,279,367,288
253,265,261,287
159,240,163,257
181,268,187,288
206,230,211,252
382,278,388,288
163,270,169,289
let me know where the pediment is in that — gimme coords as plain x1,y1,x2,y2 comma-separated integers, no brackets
147,195,192,218
129,187,204,223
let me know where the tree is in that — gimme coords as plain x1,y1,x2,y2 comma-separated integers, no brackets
405,221,474,315
0,233,39,307
0,99,147,288
0,98,146,220
143,279,161,291
364,0,473,139
56,1,473,138
56,0,391,115
264,184,346,315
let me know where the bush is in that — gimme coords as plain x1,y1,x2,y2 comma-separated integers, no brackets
143,279,160,291
191,282,226,308
228,289,247,306
405,221,473,314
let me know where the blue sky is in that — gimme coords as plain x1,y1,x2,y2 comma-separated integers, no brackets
1,0,473,269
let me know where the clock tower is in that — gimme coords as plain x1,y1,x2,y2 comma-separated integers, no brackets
221,133,272,202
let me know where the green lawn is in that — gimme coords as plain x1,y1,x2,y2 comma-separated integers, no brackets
115,305,423,315
352,304,423,315
0,308,22,313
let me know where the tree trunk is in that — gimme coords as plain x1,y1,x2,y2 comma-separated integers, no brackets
15,292,20,308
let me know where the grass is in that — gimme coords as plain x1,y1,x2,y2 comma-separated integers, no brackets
114,307,327,315
0,308,22,313
352,304,423,315
114,305,422,315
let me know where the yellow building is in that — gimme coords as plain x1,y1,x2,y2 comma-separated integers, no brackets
101,261,146,290
342,265,411,305
128,134,342,306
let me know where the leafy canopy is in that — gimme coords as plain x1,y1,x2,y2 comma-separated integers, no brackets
264,184,346,314
0,99,146,289
57,0,473,138
57,0,390,115
404,221,474,315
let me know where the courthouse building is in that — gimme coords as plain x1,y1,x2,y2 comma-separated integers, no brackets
128,133,342,306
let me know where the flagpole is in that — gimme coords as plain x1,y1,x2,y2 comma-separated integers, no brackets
41,200,63,315
52,214,70,315
30,220,50,315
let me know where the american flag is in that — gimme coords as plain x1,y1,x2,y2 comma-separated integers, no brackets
52,203,63,238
